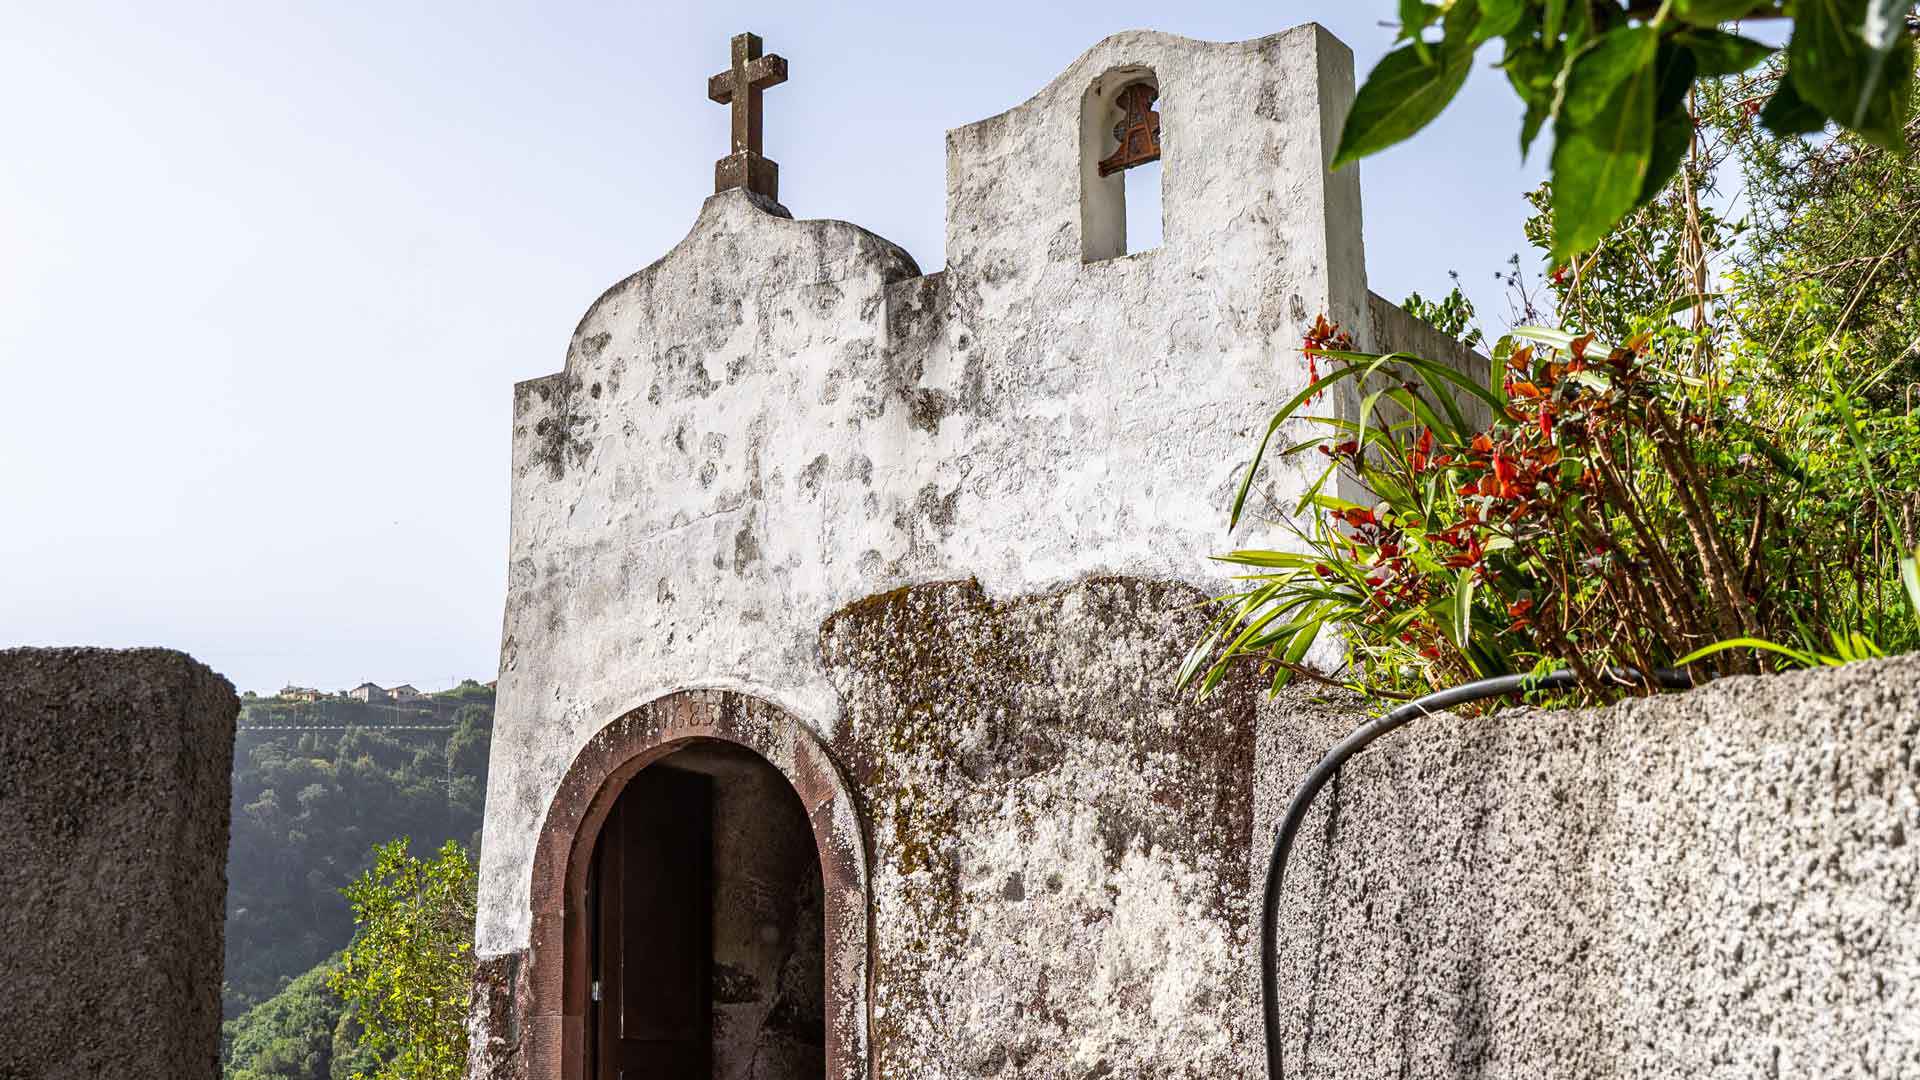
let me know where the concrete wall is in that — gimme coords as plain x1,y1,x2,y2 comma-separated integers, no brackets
1261,653,1920,1079
0,647,238,1080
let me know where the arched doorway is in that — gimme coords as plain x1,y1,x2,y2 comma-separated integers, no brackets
587,741,824,1078
524,690,870,1080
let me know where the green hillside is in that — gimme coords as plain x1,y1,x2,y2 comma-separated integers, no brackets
223,683,493,1020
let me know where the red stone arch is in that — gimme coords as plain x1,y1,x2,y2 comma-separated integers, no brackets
522,689,870,1080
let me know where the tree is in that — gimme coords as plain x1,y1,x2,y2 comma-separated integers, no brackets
225,700,492,1017
327,840,475,1080
1336,1,1918,262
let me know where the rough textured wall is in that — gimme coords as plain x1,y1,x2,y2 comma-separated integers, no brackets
1364,289,1489,382
821,577,1264,1080
480,23,1368,959
0,647,238,1080
1261,653,1920,1079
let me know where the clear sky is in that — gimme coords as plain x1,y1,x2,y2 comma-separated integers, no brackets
1,1,1548,695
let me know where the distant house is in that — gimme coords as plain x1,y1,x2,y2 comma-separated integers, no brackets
346,682,389,703
279,685,324,703
389,683,424,702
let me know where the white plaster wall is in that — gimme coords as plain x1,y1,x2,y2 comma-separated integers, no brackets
478,23,1370,957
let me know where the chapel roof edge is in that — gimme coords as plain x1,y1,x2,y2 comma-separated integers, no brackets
943,23,1345,143
548,189,922,378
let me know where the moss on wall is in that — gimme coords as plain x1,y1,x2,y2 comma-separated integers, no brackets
820,577,1262,1078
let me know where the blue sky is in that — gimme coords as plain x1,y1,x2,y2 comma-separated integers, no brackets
1,1,1551,694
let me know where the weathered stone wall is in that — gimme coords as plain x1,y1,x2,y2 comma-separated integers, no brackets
1261,653,1920,1079
472,22,1497,1079
821,578,1265,1079
478,24,1371,959
0,647,238,1080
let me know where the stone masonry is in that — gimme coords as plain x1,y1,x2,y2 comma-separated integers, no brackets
0,647,238,1080
472,24,1383,1079
1264,653,1920,1079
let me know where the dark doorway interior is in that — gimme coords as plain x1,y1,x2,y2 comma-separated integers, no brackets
590,741,825,1080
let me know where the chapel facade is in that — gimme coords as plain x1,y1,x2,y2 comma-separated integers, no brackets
467,23,1472,1080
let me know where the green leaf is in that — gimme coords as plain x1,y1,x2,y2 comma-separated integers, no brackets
1544,0,1568,44
1550,47,1657,262
1672,0,1771,25
1477,0,1527,43
1785,0,1911,150
1441,0,1484,47
1400,0,1442,41
1677,29,1776,76
1562,27,1660,129
1333,41,1476,169
1520,95,1550,158
1636,47,1699,208
1863,0,1918,131
1301,348,1508,418
1901,550,1920,623
1511,324,1578,349
1674,636,1829,669
1760,72,1828,136
1453,569,1477,649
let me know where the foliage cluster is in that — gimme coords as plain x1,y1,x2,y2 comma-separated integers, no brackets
1336,0,1917,263
221,958,379,1080
225,695,491,1018
327,839,478,1080
1185,315,1916,701
1186,34,1920,704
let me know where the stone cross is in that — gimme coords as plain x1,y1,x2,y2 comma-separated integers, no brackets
707,32,789,202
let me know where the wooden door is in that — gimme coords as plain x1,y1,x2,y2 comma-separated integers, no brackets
593,766,713,1080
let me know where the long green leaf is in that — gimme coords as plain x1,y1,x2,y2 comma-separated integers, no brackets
1901,551,1920,624
1309,349,1508,418
1786,0,1910,150
1231,362,1406,528
1511,325,1577,349
1453,569,1477,650
1562,26,1659,128
1673,0,1770,24
1333,42,1477,169
1674,636,1829,669
1551,49,1657,262
1676,29,1776,76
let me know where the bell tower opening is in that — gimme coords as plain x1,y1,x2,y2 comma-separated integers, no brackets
586,740,825,1080
1081,69,1162,261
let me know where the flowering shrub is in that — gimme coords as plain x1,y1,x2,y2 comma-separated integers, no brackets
1181,317,1920,704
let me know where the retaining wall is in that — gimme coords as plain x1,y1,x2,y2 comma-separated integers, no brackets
0,647,238,1080
1260,653,1920,1079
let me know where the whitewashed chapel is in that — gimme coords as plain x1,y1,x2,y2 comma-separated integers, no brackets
468,23,1473,1080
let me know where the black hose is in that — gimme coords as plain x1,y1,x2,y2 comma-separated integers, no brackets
1260,666,1699,1079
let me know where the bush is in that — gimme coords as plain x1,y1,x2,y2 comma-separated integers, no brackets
328,840,475,1080
1182,315,1920,705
